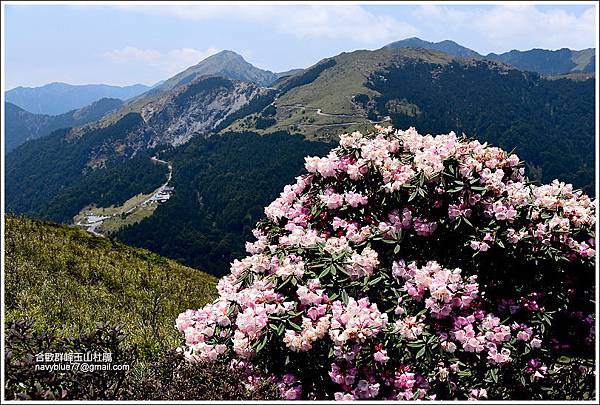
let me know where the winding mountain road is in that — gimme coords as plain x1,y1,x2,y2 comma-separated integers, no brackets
124,156,173,214
275,103,391,126
77,155,173,235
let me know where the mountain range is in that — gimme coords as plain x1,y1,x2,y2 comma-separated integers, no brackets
386,37,595,75
7,37,593,123
5,40,596,276
5,98,124,152
5,82,150,115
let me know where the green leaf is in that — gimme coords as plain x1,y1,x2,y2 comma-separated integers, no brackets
369,276,383,286
289,320,302,332
254,335,268,352
490,368,499,383
341,289,349,304
335,263,349,276
319,266,332,279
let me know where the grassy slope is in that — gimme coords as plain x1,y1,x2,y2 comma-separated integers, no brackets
4,216,217,359
225,48,457,139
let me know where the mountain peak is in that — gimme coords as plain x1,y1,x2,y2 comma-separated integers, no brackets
202,50,246,63
156,50,277,90
385,37,481,58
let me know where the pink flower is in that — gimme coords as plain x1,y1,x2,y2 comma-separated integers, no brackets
348,247,379,278
344,191,368,207
177,126,595,400
469,388,488,400
307,304,327,320
413,217,438,236
320,192,344,209
374,349,390,364
334,392,355,401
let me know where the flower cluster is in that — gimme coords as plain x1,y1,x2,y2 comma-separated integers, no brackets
177,126,595,400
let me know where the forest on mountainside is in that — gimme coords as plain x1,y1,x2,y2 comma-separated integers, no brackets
115,132,333,276
365,61,596,194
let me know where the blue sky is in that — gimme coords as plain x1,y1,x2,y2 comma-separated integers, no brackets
3,3,597,89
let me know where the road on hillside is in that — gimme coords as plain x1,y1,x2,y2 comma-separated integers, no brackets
125,156,173,214
275,103,391,126
77,155,173,236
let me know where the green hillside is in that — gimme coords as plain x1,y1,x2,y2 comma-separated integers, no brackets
225,47,595,193
4,216,217,358
115,131,333,276
226,48,458,138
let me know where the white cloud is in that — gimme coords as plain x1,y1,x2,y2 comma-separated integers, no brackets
103,46,220,76
412,5,596,54
104,46,163,64
114,4,418,45
112,4,595,52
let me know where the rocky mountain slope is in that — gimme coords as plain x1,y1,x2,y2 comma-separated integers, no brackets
72,76,271,166
154,50,278,92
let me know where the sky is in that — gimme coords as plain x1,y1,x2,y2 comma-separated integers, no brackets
3,2,598,89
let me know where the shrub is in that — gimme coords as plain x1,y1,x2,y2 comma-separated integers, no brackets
4,320,134,400
4,320,277,400
176,126,595,400
255,116,276,129
124,350,278,400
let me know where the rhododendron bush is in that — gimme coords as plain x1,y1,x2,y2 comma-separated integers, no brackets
177,126,596,400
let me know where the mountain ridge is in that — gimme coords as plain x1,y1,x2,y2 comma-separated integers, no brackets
385,37,595,75
6,82,150,115
153,50,278,93
5,97,124,152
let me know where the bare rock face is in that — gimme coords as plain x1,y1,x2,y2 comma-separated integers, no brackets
140,78,264,147
82,76,268,165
